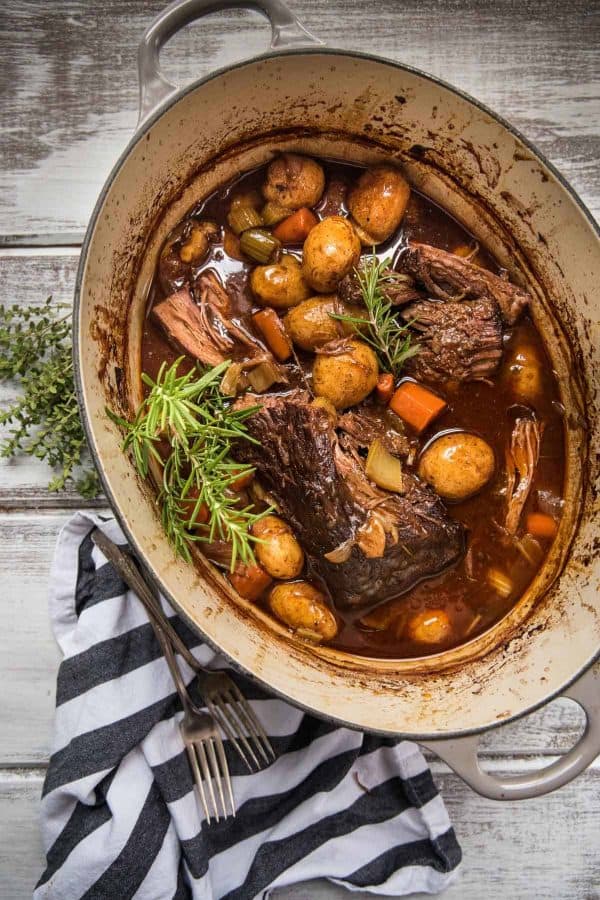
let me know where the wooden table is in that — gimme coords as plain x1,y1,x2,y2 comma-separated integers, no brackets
1,1,599,896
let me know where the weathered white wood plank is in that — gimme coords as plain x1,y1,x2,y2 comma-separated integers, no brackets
3,761,599,900
0,512,589,766
1,0,598,237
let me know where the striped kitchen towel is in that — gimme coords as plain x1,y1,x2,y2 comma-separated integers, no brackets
35,511,461,899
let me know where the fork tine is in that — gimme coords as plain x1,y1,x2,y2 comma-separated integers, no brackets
206,737,227,820
228,683,276,761
196,740,220,822
205,698,256,773
214,731,236,816
223,689,271,765
207,696,262,771
186,743,211,822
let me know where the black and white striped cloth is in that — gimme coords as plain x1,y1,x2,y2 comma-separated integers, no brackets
35,512,461,899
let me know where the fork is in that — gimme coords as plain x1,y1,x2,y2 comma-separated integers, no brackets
91,529,276,774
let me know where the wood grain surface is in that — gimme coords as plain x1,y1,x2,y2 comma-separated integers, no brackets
0,1,599,897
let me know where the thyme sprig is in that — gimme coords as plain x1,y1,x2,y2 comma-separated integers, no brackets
108,358,269,569
0,297,100,497
331,254,419,377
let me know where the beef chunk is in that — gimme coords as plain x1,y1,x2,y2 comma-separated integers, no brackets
401,241,530,324
153,270,285,382
235,392,465,609
338,267,424,308
337,404,411,457
401,296,503,383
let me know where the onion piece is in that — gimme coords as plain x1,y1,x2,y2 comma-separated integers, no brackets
486,567,513,598
220,361,246,396
365,439,404,493
536,489,564,519
356,512,386,559
324,537,354,564
246,358,280,393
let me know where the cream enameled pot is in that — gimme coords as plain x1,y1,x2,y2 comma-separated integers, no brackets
74,0,600,799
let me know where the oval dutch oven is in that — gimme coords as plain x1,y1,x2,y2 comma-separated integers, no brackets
74,0,600,799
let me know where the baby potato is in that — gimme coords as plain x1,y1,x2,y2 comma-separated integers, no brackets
418,431,495,502
253,515,304,579
313,339,379,409
284,295,365,351
505,343,543,401
348,165,411,243
158,220,218,293
250,253,311,309
263,153,325,210
269,582,338,641
407,609,453,645
302,216,361,293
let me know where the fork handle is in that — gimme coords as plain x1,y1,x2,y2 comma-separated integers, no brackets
92,528,203,672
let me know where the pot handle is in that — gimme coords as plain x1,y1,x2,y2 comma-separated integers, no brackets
420,662,600,800
138,0,323,124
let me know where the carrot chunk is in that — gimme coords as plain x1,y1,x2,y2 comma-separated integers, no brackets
375,373,395,403
230,468,255,492
273,207,318,243
525,512,558,540
389,381,447,433
253,308,293,361
229,561,272,601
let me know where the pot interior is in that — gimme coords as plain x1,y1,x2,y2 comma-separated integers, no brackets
76,51,600,736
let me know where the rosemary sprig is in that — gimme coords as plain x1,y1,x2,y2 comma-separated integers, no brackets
331,254,419,377
107,358,269,569
0,297,101,497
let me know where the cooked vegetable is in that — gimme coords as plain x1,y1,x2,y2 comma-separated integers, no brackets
505,342,542,400
313,338,379,409
227,204,263,236
230,188,262,210
407,609,453,645
229,561,272,600
453,241,480,262
505,417,542,534
284,295,365,351
219,361,247,397
246,358,281,393
263,153,325,210
230,468,255,492
302,216,361,292
262,200,294,226
525,511,558,540
486,567,513,598
418,432,495,502
389,381,447,433
240,228,281,264
273,207,319,243
331,255,419,377
356,511,387,558
250,253,311,309
348,164,411,242
375,373,395,403
107,359,268,568
223,228,244,260
253,308,293,361
159,220,218,291
268,581,337,640
253,514,304,579
515,533,544,566
365,439,404,492
179,485,209,526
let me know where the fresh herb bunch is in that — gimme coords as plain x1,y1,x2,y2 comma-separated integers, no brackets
0,297,101,497
107,358,269,569
332,254,419,377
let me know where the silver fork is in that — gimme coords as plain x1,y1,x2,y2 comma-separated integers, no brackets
91,529,276,774
92,529,234,822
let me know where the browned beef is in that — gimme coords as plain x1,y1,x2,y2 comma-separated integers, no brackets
235,392,465,609
337,404,411,457
153,271,285,383
401,296,503,383
400,241,530,324
338,268,423,307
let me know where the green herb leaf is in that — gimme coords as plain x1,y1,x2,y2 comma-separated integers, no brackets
0,298,101,497
108,358,269,570
331,253,420,377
